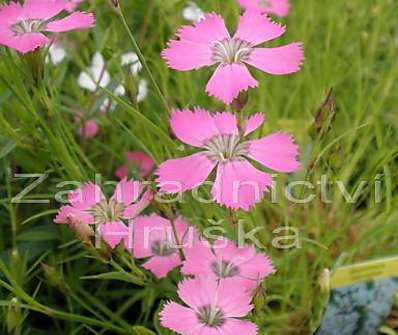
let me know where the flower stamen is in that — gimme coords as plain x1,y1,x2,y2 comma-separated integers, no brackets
212,38,252,64
197,305,225,328
90,199,125,225
11,19,46,35
151,240,176,256
211,260,240,278
204,134,248,163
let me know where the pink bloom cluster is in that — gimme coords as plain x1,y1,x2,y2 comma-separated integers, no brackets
160,238,274,334
50,2,304,334
162,10,303,104
0,0,94,54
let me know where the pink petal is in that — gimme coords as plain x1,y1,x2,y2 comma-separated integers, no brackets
213,239,275,289
234,11,285,46
206,64,258,104
54,205,94,225
124,189,153,219
246,43,304,75
162,13,230,71
212,159,273,210
112,179,143,206
170,108,238,147
0,32,49,54
68,183,104,210
248,132,300,172
143,254,182,278
221,319,258,335
238,253,275,284
267,0,290,17
45,11,95,32
216,278,253,317
78,119,99,139
161,39,214,71
23,0,66,20
160,302,199,334
213,238,247,261
0,2,24,26
100,221,132,250
125,151,155,178
177,277,217,309
133,214,172,258
156,153,216,193
115,165,129,180
65,0,84,12
244,113,265,136
191,327,219,335
181,239,214,276
177,13,230,44
174,217,200,252
238,0,290,18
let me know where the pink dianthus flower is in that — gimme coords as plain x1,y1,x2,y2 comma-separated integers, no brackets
0,0,95,54
160,277,258,335
133,214,198,279
156,109,300,210
54,179,152,249
182,238,275,291
162,10,303,104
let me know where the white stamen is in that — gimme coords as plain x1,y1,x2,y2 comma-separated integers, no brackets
204,134,248,163
11,19,45,35
212,38,253,64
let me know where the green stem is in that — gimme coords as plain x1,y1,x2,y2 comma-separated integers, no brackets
117,6,169,112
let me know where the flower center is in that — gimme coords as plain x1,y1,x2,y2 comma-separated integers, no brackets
211,260,240,279
151,240,176,256
197,305,225,328
204,135,248,163
212,38,253,64
90,199,125,225
11,19,46,35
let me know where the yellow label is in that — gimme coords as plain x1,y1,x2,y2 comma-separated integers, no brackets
330,256,398,288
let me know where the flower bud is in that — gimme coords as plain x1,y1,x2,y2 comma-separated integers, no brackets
67,216,94,244
253,285,266,312
41,263,63,289
6,298,21,334
318,268,331,293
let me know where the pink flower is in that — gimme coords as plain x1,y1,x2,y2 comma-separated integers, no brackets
156,109,300,210
54,180,153,249
238,0,290,18
77,119,99,139
64,0,84,12
160,277,258,335
73,109,99,139
182,238,274,291
0,0,95,54
162,11,303,104
133,214,197,279
115,151,155,180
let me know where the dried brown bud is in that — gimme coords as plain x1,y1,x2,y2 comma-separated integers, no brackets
314,88,336,137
